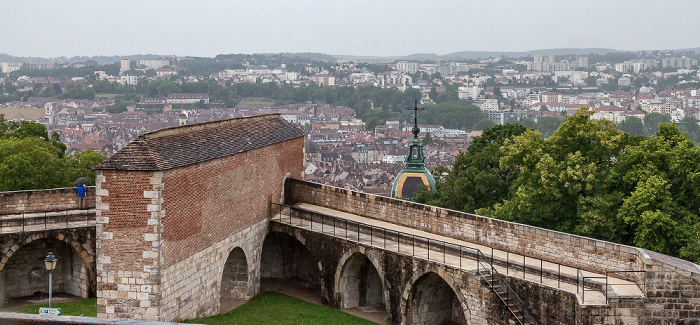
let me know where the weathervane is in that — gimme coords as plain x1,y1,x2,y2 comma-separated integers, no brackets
407,100,423,137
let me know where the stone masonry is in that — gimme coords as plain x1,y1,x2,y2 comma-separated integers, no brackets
0,188,97,306
283,179,700,324
94,115,304,321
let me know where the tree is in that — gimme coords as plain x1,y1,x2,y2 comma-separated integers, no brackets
0,137,67,191
429,87,438,102
0,115,66,157
536,116,564,138
422,132,434,145
64,149,106,186
643,112,671,136
617,116,645,136
678,116,700,143
473,118,496,131
415,124,527,213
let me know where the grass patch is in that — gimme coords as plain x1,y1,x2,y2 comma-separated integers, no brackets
95,93,120,98
3,298,97,317
185,291,379,325
239,97,275,106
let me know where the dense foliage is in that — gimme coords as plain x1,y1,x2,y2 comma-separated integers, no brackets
0,115,105,191
416,108,700,264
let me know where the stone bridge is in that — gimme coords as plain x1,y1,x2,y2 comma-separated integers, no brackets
87,115,699,324
0,187,97,306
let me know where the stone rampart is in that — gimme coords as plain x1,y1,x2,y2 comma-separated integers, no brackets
95,115,305,322
285,179,642,276
0,187,95,214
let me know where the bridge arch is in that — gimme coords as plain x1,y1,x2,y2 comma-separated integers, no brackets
0,232,93,271
259,230,323,301
401,266,470,325
334,248,388,319
0,232,94,301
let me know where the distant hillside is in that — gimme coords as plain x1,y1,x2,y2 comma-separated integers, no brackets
0,54,171,65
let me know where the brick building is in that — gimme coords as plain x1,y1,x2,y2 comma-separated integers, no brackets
94,114,304,321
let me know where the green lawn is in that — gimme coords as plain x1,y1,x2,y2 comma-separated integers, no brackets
3,298,97,317
3,293,379,325
185,291,379,325
95,93,120,98
239,97,276,106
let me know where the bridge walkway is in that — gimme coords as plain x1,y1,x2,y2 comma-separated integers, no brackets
271,203,644,307
0,209,96,234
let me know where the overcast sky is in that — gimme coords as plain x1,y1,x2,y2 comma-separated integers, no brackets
2,0,699,58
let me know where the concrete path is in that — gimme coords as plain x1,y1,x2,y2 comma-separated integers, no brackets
270,203,645,306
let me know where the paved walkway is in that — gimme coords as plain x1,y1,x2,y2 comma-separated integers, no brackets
271,203,644,306
0,209,96,234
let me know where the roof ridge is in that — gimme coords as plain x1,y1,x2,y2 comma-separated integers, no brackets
143,114,281,140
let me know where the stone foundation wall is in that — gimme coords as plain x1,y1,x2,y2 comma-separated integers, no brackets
159,219,267,321
0,187,95,214
0,229,96,304
285,179,641,276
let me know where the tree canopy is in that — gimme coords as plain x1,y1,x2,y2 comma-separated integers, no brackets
418,108,700,264
0,115,105,191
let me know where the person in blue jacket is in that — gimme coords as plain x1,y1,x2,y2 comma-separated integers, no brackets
76,184,87,209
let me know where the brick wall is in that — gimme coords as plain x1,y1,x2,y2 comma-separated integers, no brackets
96,136,304,321
161,137,304,268
0,187,95,214
95,170,162,321
158,137,304,321
285,179,642,276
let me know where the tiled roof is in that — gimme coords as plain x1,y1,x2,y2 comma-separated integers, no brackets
95,114,304,171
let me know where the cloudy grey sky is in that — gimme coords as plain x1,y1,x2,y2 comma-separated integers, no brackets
2,0,698,58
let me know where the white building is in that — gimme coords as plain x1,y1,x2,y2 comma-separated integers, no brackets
139,59,170,69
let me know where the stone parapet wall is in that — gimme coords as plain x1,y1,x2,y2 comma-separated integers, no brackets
285,179,641,276
0,187,96,214
160,219,267,321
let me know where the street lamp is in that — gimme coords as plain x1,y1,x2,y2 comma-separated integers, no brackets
44,252,57,308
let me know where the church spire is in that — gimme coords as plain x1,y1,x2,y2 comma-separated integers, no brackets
391,100,435,199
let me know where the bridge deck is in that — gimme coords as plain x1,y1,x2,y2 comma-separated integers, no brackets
271,203,644,306
0,209,96,234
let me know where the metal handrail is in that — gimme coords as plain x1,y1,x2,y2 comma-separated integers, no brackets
577,269,608,305
270,203,539,324
269,202,641,311
0,210,95,234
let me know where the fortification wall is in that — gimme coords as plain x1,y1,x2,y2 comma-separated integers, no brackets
287,179,639,276
96,136,304,321
0,187,95,214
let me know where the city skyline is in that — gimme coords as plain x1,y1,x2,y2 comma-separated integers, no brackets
2,0,699,58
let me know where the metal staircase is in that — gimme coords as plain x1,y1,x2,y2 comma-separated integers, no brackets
476,252,540,325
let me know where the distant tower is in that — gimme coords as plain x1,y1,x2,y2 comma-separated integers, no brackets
120,59,131,74
178,104,187,126
391,101,436,198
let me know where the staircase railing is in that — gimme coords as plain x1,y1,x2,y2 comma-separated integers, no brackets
477,250,539,325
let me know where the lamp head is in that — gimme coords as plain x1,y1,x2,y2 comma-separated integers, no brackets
44,252,57,272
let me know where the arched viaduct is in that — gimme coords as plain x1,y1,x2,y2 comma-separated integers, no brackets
0,187,97,306
81,114,700,324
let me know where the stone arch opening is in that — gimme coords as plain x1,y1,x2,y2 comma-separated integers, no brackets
221,247,248,300
407,272,466,325
259,231,321,303
338,252,384,310
1,236,90,303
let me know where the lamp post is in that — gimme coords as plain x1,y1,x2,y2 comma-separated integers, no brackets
44,252,57,308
